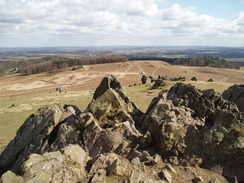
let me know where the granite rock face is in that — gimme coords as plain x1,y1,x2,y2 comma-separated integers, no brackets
0,76,242,183
167,83,244,181
222,84,244,112
0,103,82,175
140,91,204,167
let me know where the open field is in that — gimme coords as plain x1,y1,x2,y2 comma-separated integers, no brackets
0,60,244,153
0,60,243,98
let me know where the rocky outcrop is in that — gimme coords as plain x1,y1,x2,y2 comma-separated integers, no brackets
139,82,243,182
222,84,244,112
151,79,166,89
167,83,244,181
0,76,242,183
0,103,82,175
139,90,204,167
87,75,139,122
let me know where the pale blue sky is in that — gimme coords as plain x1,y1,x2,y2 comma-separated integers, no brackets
164,0,244,19
0,0,244,47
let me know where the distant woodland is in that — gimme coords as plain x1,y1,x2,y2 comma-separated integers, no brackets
0,55,241,76
173,56,240,69
0,56,128,76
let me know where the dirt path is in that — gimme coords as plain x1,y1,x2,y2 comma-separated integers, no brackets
0,61,243,98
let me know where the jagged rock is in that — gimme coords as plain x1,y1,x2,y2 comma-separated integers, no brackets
84,75,144,158
222,84,244,112
191,77,197,81
89,153,119,174
0,104,81,175
8,145,87,183
0,76,240,183
0,171,23,183
140,91,204,166
87,75,140,122
167,83,240,122
151,79,166,89
167,83,244,182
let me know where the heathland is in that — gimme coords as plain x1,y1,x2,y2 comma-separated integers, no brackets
0,59,243,153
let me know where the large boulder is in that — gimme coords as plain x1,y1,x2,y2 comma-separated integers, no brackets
87,75,141,122
141,74,148,84
0,104,82,175
222,84,244,112
140,91,204,166
191,77,197,81
1,145,88,183
167,83,239,125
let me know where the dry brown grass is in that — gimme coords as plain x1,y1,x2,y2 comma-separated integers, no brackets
0,61,243,153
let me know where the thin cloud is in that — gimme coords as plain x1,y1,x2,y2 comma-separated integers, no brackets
0,0,243,47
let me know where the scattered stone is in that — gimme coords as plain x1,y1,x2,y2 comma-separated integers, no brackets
191,77,197,81
153,154,162,165
130,169,144,182
91,169,106,183
164,164,177,173
149,76,155,82
9,104,15,108
131,157,141,165
209,178,222,183
192,176,204,183
141,75,148,84
159,170,173,183
207,78,213,82
0,171,23,183
151,79,166,89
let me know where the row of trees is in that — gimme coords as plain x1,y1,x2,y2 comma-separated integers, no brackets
173,56,240,69
18,56,128,75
